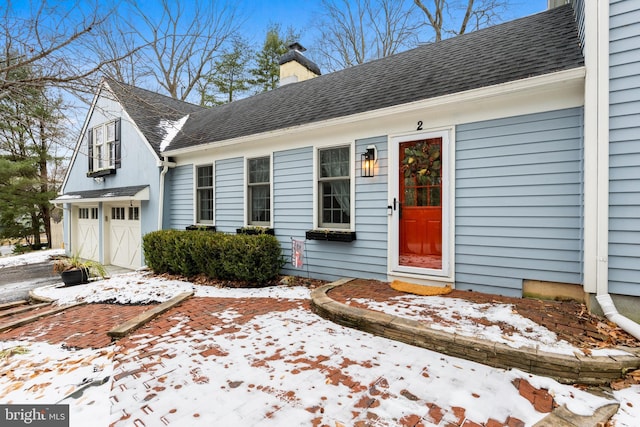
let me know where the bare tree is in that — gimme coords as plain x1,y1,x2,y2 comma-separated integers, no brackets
122,0,240,102
0,0,135,101
413,0,508,42
314,0,421,72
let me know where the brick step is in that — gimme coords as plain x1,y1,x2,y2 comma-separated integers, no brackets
0,302,51,319
0,303,84,333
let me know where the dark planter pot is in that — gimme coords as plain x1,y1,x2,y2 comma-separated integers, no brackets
305,230,357,242
186,225,216,231
236,228,275,236
60,268,89,286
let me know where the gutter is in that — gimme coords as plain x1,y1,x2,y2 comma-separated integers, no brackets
157,157,176,230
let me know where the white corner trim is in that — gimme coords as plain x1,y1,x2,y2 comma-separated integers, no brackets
583,0,610,295
595,0,610,296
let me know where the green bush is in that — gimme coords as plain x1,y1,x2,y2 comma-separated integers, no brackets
143,230,285,285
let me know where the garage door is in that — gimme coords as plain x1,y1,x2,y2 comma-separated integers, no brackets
108,205,141,269
75,207,99,261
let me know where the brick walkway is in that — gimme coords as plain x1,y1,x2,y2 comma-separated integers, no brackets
1,304,151,349
105,296,554,427
0,288,615,426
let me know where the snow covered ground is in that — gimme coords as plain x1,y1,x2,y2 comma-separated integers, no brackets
0,247,64,268
0,271,638,426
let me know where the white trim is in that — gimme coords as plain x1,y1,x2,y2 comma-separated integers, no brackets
583,0,610,295
60,83,104,192
52,187,150,205
312,142,356,231
595,0,610,296
162,68,585,157
244,154,274,228
193,162,215,226
388,127,454,280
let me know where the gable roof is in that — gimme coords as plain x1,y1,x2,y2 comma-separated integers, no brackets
164,4,583,153
104,79,204,156
168,5,584,151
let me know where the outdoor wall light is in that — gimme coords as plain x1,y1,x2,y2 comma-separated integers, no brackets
361,145,377,178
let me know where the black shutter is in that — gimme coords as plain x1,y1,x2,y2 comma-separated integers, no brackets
87,130,93,172
114,118,121,168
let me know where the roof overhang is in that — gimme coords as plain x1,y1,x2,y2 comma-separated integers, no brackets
51,185,149,205
162,67,586,157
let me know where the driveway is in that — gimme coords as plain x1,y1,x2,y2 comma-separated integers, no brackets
0,261,60,304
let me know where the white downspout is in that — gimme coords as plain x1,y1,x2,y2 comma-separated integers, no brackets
591,0,640,341
596,295,640,340
157,157,176,230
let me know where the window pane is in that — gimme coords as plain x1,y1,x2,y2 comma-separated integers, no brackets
320,147,349,178
94,127,103,145
249,157,269,184
106,122,115,142
320,180,350,225
197,165,213,188
198,188,213,222
250,185,270,223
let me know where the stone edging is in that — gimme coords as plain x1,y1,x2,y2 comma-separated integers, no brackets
310,279,640,385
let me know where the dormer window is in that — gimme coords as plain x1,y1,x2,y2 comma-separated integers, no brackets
87,118,121,177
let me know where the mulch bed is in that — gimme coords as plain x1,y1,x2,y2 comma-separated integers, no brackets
328,279,640,351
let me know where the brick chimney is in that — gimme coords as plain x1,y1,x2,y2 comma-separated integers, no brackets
547,0,570,8
278,43,321,86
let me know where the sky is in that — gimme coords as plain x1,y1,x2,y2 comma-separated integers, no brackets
242,0,550,47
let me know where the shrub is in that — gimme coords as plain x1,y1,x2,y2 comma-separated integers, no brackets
143,230,285,285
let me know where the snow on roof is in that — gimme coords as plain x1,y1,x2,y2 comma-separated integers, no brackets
159,114,189,152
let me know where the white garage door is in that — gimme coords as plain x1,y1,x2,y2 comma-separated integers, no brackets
108,205,141,269
75,207,99,261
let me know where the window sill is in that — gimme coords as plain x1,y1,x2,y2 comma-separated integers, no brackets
236,227,274,236
305,230,356,242
87,168,116,178
186,225,216,231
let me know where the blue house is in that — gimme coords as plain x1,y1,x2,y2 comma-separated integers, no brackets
56,0,640,322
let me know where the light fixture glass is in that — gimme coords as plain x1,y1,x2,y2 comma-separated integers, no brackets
361,147,376,178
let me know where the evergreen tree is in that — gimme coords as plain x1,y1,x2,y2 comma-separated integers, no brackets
199,39,253,106
251,26,300,92
0,55,64,248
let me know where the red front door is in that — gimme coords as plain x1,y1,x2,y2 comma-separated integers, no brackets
399,138,442,270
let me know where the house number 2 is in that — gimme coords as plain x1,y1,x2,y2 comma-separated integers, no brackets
416,121,423,131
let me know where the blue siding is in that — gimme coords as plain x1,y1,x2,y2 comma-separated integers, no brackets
62,90,160,266
274,139,388,281
165,164,193,229
608,0,640,296
455,108,584,296
215,157,243,232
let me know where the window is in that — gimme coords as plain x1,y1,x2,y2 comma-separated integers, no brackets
112,207,125,220
318,146,351,228
91,208,98,219
87,119,120,176
129,207,139,221
247,157,270,225
196,165,214,224
78,208,89,219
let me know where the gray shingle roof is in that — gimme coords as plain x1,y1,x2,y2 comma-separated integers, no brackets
165,5,582,152
104,79,204,156
55,185,149,201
